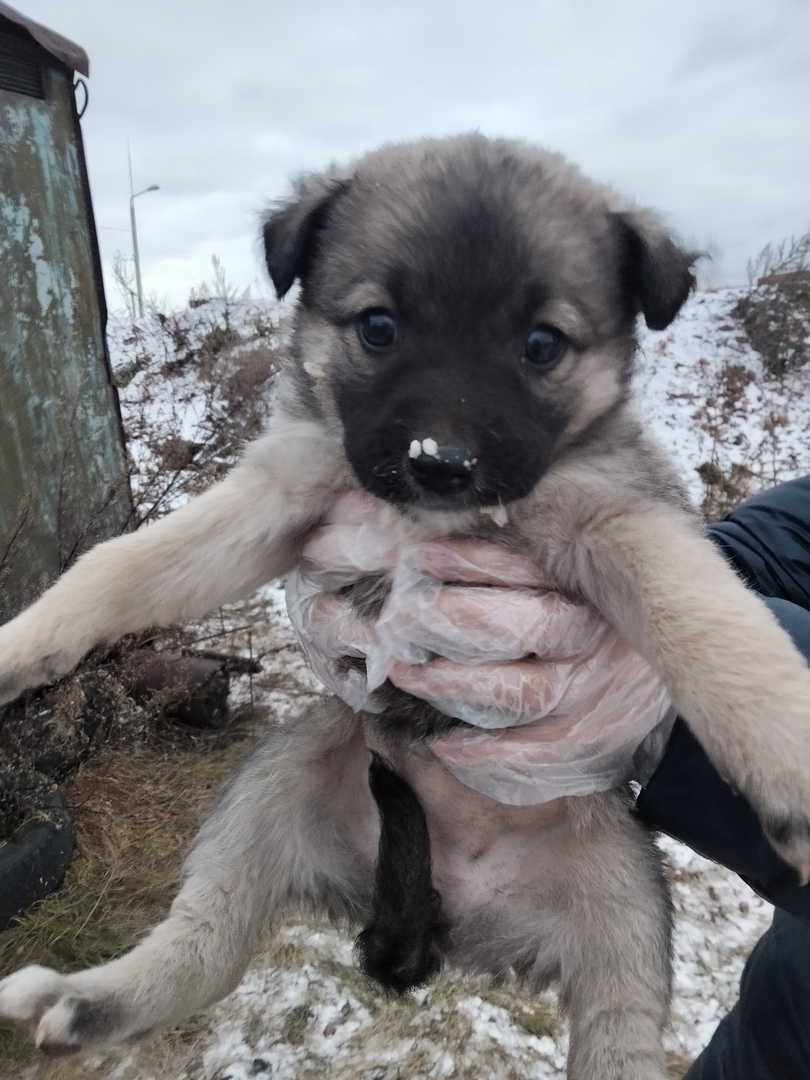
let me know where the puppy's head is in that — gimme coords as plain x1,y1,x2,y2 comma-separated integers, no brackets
263,136,697,514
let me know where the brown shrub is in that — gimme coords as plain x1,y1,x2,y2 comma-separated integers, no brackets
734,233,810,376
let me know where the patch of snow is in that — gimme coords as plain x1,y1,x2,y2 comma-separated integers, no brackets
637,288,810,503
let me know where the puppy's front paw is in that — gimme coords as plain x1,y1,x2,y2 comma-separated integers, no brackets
708,673,810,885
740,742,810,884
0,618,78,705
760,808,810,885
0,965,123,1055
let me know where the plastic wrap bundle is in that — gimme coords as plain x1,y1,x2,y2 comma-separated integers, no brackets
286,497,675,805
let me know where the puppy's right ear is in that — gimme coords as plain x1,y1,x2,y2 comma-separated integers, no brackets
262,176,349,298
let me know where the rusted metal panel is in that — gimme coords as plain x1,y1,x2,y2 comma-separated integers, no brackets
0,41,131,621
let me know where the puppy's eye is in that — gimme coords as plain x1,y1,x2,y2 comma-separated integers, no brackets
524,325,567,370
358,309,398,349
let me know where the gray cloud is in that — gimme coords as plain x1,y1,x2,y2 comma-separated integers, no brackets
22,0,810,305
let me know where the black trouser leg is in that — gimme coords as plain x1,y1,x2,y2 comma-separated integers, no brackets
685,909,810,1080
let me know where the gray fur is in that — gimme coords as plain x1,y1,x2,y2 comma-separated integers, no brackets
1,136,810,1080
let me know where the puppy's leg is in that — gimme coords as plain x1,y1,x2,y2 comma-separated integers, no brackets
558,796,671,1080
355,754,449,992
0,701,374,1053
0,416,344,704
550,495,810,879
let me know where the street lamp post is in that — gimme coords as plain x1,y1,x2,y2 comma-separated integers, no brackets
129,183,159,317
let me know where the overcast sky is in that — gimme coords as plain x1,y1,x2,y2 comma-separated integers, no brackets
20,0,810,309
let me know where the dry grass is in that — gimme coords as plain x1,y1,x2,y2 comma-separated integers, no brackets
0,712,263,1075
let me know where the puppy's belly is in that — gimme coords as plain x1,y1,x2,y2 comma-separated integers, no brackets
327,728,379,873
359,717,574,920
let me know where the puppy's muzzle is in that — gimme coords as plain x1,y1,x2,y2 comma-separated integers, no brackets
408,445,477,496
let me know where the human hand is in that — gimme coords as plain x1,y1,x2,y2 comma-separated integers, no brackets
287,492,673,802
287,491,581,711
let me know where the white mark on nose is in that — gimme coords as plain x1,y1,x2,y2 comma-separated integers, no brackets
408,437,440,459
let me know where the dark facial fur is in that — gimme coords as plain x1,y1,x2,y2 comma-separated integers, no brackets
264,135,696,515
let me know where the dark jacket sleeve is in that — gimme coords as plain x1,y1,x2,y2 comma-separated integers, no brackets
707,475,810,608
635,476,810,919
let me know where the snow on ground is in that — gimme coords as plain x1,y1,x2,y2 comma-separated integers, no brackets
636,289,810,505
43,289,809,1078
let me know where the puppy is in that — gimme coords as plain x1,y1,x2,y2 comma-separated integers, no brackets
1,135,810,1080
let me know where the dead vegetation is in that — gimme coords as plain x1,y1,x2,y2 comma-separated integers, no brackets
0,708,262,1073
732,232,810,377
112,264,287,527
690,356,804,520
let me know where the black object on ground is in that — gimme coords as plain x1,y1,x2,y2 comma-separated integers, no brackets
0,777,75,930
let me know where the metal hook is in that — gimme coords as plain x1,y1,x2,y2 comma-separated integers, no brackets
74,77,89,119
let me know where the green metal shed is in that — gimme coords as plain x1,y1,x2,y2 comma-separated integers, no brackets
0,3,131,622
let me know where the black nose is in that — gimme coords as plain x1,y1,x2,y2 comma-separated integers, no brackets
407,443,477,495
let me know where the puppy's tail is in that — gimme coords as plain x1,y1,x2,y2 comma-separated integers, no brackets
355,754,449,993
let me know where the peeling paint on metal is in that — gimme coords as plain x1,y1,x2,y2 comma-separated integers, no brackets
0,62,130,620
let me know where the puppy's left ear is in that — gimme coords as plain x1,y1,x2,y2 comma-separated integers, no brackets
611,210,700,331
262,175,350,298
